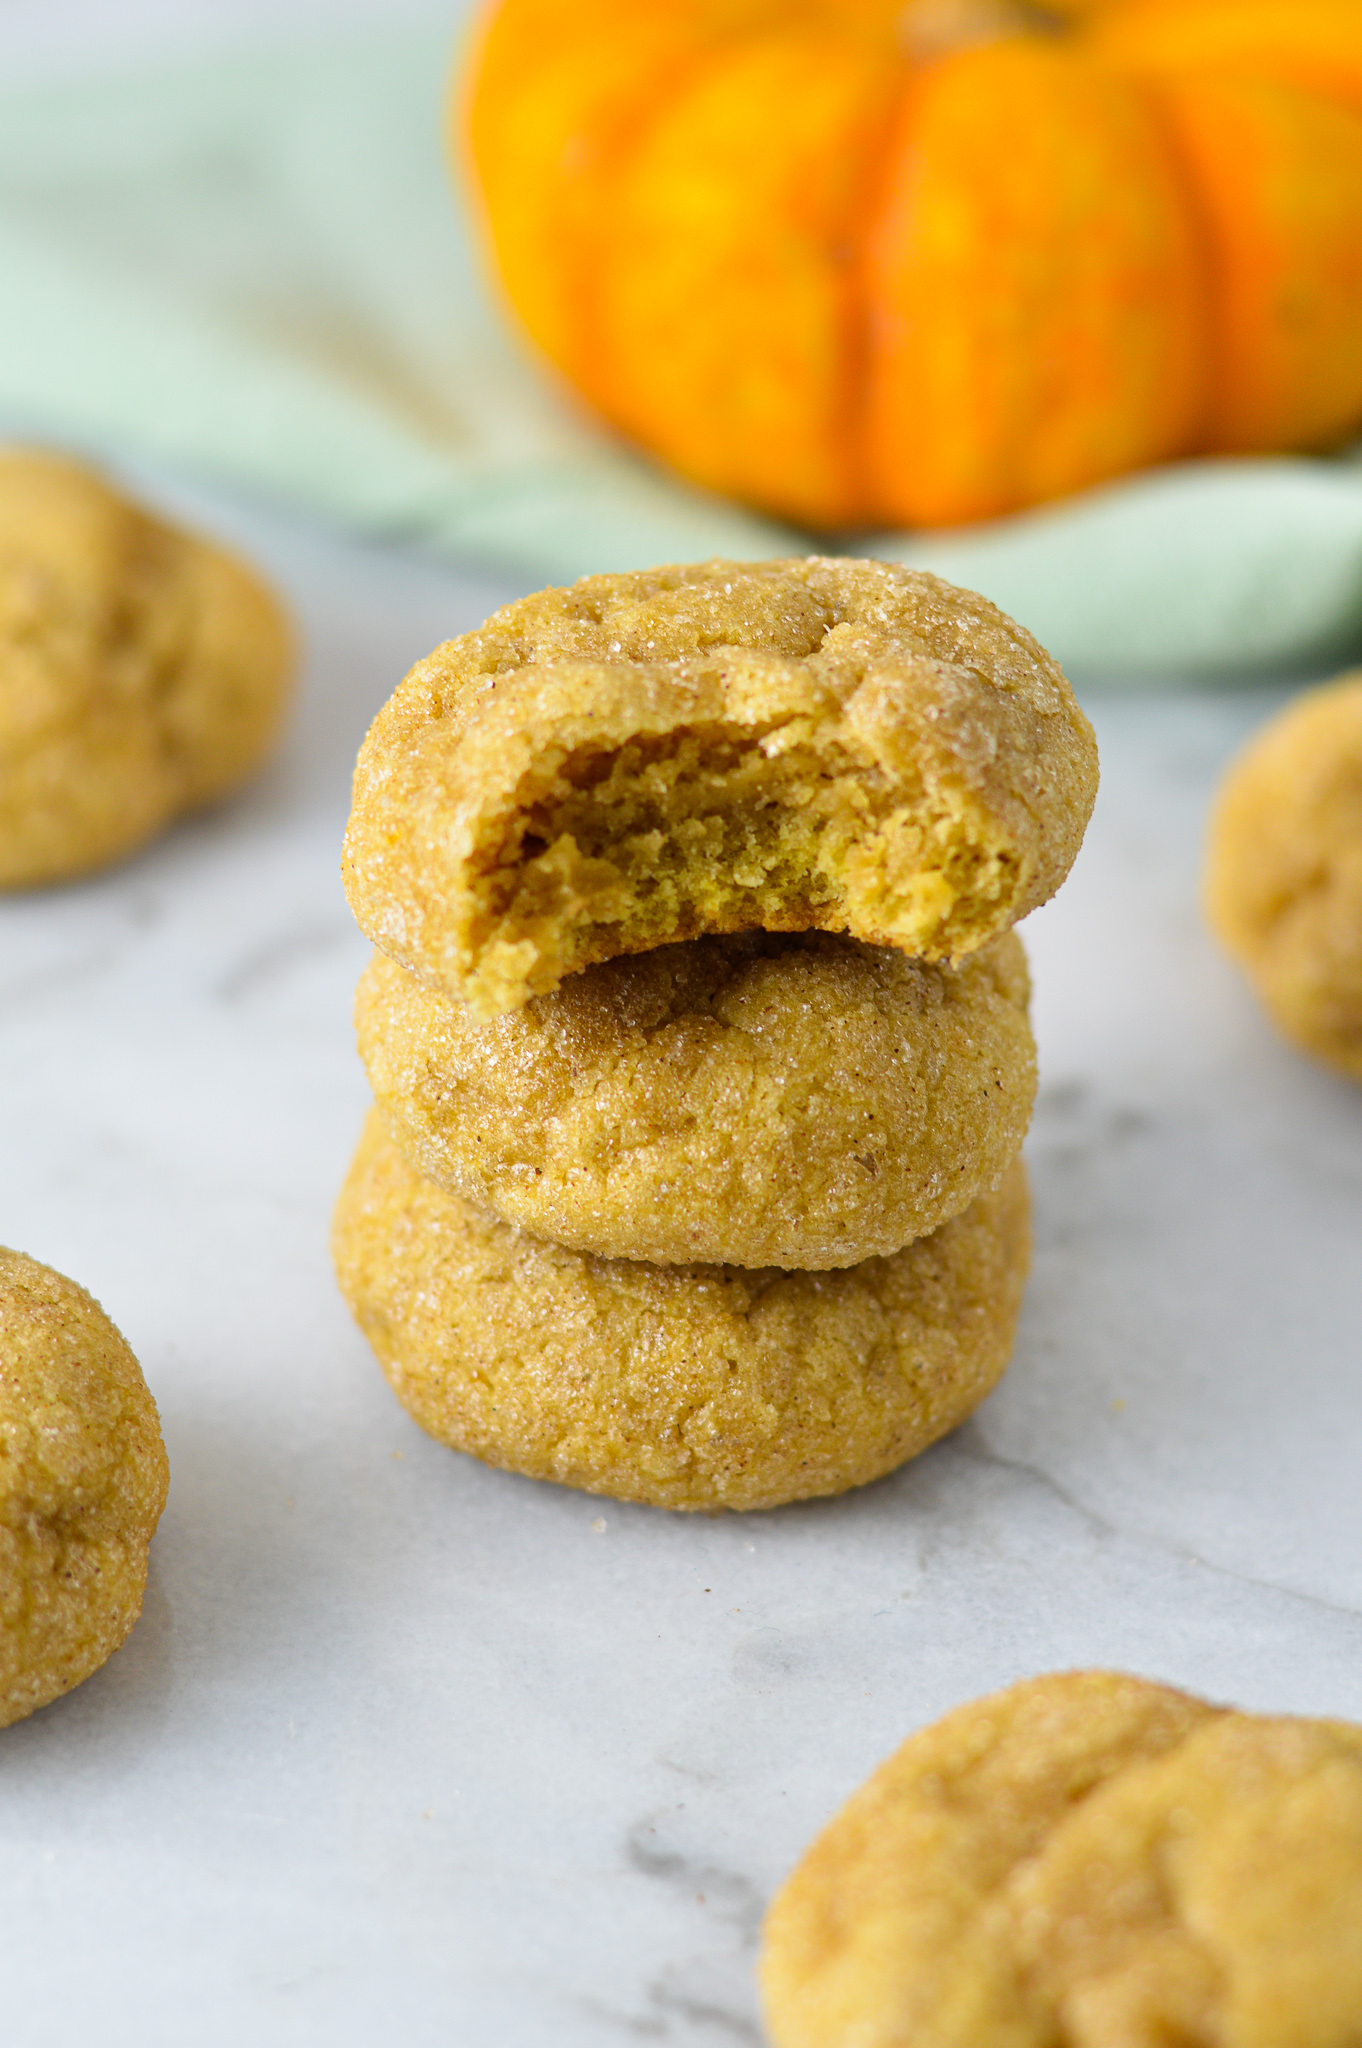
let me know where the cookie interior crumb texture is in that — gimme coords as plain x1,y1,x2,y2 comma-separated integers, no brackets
331,1111,1030,1512
343,558,1097,1015
761,1670,1362,2048
0,446,295,888
0,1247,169,1729
1206,670,1362,1080
357,929,1036,1268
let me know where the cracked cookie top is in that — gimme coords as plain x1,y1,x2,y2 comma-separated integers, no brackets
761,1669,1362,2048
1207,669,1362,1081
0,1246,168,1728
0,447,294,887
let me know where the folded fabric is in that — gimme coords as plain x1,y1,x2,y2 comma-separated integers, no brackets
2,25,1360,683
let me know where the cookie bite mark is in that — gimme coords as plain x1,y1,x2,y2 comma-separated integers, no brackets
435,658,1029,1010
343,558,1096,1016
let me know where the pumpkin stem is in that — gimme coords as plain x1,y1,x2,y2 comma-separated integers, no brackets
898,0,1069,61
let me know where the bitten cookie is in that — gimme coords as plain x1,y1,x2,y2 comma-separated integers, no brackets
1206,671,1362,1080
1,1248,169,1728
332,1110,1030,1512
358,929,1036,1269
0,447,295,887
761,1670,1362,2048
343,557,1097,1015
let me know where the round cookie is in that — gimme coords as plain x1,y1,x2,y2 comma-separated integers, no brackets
332,1110,1030,1512
358,929,1036,1269
761,1670,1362,2048
343,556,1098,1016
1,1247,169,1728
0,447,295,888
1206,671,1362,1079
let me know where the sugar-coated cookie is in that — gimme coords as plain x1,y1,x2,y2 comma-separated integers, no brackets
0,1247,168,1728
1207,671,1362,1079
332,1111,1030,1512
343,557,1097,1015
357,929,1035,1268
761,1669,1362,2048
0,448,294,887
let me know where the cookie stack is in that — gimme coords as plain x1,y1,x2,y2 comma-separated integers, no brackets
333,559,1097,1511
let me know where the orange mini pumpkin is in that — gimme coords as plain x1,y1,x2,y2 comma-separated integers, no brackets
461,0,1362,530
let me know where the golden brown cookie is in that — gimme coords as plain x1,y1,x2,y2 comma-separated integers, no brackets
343,557,1097,1016
761,1670,1362,2048
1,1247,169,1728
0,447,295,888
357,928,1035,1269
1206,672,1362,1080
331,1109,1030,1512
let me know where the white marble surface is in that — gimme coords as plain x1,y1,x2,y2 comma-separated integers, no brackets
2,458,1361,2047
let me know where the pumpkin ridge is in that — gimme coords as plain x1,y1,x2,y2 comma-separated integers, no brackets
1144,68,1362,452
1105,66,1218,460
463,0,1362,528
832,59,920,531
862,36,1209,523
593,25,906,526
565,34,767,416
1089,3,1362,122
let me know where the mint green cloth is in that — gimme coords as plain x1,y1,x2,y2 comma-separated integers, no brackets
3,26,1361,682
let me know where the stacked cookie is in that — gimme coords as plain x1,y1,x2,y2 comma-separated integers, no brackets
333,559,1098,1511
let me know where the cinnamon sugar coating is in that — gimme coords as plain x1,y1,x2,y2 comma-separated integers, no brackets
1207,671,1362,1080
331,1111,1030,1512
0,448,294,887
762,1669,1362,2048
343,557,1096,1016
357,929,1035,1269
1,1247,168,1727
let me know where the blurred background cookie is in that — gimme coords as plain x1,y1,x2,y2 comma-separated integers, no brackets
761,1669,1362,2047
331,1110,1029,1513
1206,671,1362,1080
0,447,295,888
357,929,1036,1269
1,1246,168,1729
343,556,1097,1016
